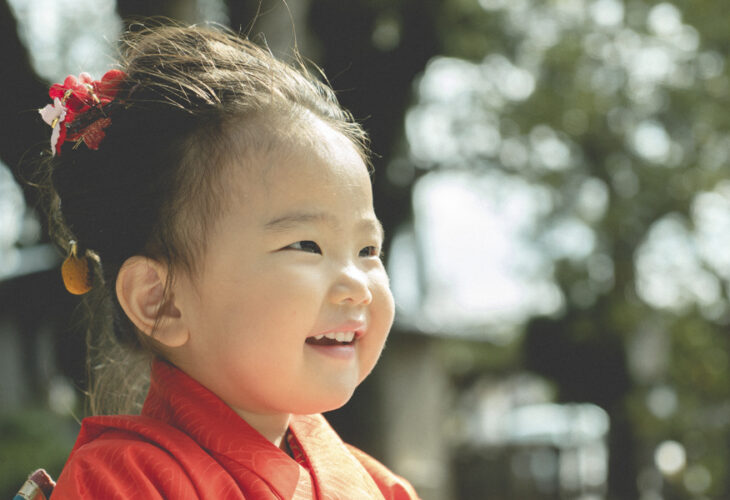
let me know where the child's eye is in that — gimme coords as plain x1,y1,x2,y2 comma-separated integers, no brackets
287,241,322,254
359,246,382,258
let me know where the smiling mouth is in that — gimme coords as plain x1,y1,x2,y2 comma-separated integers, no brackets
306,331,356,346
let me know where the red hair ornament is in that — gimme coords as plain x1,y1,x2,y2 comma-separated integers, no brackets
39,70,125,295
39,69,126,155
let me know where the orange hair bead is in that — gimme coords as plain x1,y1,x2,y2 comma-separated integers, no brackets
61,241,92,295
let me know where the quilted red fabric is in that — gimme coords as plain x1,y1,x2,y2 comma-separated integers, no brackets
51,360,419,499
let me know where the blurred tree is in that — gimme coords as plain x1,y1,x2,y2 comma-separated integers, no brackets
0,0,48,202
117,0,198,24
398,0,730,498
0,0,83,397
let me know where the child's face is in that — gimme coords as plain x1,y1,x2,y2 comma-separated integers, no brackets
171,118,395,419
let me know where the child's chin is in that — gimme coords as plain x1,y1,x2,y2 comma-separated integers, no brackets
299,390,356,415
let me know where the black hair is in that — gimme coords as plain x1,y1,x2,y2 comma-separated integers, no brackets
39,23,370,414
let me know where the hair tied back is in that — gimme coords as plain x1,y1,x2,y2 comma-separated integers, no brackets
39,69,127,156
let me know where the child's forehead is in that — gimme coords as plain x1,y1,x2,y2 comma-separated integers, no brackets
228,111,362,163
225,117,367,182
208,112,372,229
216,125,371,209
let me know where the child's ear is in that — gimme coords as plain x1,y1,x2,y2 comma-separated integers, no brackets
116,256,189,348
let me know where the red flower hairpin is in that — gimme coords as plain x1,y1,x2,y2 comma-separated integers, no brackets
39,69,126,155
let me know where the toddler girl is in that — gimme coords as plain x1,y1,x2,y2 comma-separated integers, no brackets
38,24,418,499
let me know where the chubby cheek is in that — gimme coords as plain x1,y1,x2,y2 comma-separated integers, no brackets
227,269,306,322
358,275,395,381
375,269,396,333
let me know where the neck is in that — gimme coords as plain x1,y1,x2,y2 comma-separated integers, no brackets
233,408,292,449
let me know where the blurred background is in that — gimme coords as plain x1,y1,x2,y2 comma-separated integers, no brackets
1,0,729,498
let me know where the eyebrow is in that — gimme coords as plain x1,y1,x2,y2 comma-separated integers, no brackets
264,211,385,240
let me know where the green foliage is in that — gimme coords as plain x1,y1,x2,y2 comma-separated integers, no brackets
0,409,76,499
409,0,730,496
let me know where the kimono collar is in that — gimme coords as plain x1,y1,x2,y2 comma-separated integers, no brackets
143,359,384,499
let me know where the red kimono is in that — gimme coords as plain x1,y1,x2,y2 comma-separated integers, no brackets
51,361,419,499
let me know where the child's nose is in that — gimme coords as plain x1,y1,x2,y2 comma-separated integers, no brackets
328,264,373,305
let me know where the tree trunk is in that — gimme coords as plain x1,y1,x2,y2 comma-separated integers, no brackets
227,0,314,58
0,0,49,203
116,0,200,26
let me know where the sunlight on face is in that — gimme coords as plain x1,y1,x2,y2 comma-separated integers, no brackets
170,116,395,422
